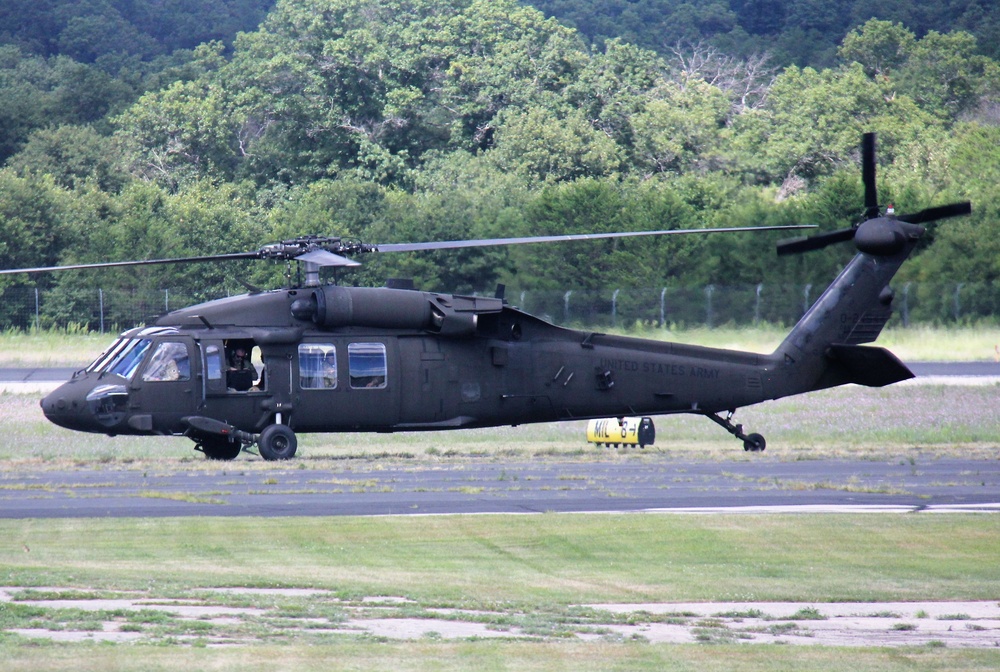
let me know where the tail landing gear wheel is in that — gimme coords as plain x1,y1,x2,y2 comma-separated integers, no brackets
258,424,297,461
197,438,242,461
743,433,766,452
705,411,766,453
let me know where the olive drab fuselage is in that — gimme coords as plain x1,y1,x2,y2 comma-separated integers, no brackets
41,285,787,440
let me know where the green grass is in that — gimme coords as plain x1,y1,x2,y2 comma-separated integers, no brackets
0,330,110,367
3,515,998,603
1,515,999,670
2,641,994,672
612,324,1000,361
3,642,998,672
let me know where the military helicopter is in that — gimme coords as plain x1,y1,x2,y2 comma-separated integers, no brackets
2,134,970,460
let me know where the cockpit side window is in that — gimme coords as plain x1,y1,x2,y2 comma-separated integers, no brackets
224,340,264,392
142,342,191,382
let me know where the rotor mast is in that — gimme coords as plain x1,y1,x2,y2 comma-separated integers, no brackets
304,261,321,287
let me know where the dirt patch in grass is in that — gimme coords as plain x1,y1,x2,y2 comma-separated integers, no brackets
3,586,999,648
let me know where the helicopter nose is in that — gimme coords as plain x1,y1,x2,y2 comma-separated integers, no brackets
41,384,95,431
41,378,128,433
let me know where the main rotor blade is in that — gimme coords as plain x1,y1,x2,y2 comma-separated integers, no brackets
862,132,879,219
0,224,818,276
0,251,259,276
897,201,972,225
374,225,817,253
776,227,856,256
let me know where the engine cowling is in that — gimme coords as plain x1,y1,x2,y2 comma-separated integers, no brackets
290,286,502,336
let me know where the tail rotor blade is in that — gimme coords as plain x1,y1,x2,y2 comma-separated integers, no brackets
897,202,972,225
862,132,879,219
776,133,972,258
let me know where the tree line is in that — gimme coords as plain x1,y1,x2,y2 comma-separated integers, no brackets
530,0,1000,67
1,0,999,330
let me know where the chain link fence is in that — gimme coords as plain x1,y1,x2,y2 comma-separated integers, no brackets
1,282,998,333
507,282,1000,329
1,286,212,333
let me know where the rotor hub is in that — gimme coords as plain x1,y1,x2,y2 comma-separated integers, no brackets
854,218,922,256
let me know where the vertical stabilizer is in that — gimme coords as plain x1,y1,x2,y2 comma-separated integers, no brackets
770,218,926,395
780,219,921,349
766,133,971,397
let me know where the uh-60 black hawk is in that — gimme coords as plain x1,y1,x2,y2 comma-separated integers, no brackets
2,134,971,461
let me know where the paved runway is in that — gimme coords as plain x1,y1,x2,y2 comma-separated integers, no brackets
0,367,80,381
2,456,997,519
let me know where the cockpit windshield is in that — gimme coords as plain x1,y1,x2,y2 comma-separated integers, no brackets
86,338,130,373
90,338,153,380
86,328,179,379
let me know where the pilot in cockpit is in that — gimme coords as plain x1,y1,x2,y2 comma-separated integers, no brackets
226,345,258,391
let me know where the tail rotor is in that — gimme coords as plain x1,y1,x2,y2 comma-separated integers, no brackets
777,133,971,257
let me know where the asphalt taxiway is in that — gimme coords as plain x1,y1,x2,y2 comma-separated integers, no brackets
2,456,997,518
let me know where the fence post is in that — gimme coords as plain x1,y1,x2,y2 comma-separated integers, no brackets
705,284,715,328
954,283,964,321
34,288,40,332
754,283,763,325
660,287,668,328
902,282,911,327
97,287,104,334
611,289,620,327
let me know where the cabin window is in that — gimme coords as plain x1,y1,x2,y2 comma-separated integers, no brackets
299,344,337,389
348,342,387,389
204,344,223,381
142,342,191,382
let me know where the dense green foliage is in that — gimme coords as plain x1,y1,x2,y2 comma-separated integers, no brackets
1,0,999,330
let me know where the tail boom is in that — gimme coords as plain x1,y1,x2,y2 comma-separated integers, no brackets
769,220,924,398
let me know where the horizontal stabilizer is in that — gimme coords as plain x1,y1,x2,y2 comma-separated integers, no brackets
825,344,915,387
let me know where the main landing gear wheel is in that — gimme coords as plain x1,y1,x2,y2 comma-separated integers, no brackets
743,432,766,452
258,424,297,461
197,437,242,461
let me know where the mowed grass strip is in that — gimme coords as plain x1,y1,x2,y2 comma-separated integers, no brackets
3,640,999,672
3,514,998,604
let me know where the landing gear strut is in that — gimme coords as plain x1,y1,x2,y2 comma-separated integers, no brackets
704,411,766,452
